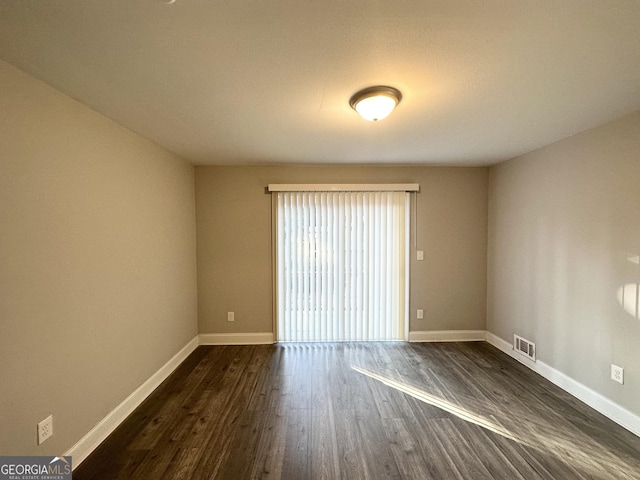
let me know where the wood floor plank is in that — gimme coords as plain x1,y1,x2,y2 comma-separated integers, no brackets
74,342,640,480
248,408,288,479
408,406,469,479
353,407,403,479
449,418,529,480
382,417,437,480
281,406,311,479
128,444,180,480
113,450,150,480
215,409,266,479
310,399,341,479
333,407,372,479
430,418,495,480
161,447,202,480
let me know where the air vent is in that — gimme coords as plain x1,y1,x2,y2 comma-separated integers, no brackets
514,334,536,361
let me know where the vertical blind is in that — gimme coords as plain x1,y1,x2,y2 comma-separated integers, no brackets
275,191,409,342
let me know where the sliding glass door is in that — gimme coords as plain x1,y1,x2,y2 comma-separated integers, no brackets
275,190,409,342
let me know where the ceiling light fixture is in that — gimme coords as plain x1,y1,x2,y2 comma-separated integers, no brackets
349,86,402,122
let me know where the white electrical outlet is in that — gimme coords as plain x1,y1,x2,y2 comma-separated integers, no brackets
38,415,53,445
227,312,235,322
417,309,424,319
417,250,424,261
611,364,624,385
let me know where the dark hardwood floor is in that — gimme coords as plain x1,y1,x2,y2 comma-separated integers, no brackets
74,342,640,479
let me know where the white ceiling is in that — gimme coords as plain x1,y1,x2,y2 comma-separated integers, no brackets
1,0,639,166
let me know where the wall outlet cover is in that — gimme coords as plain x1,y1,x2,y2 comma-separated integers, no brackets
38,415,53,445
611,364,624,385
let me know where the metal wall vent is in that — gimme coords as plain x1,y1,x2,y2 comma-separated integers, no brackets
514,334,536,361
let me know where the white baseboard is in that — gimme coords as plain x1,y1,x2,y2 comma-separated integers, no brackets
408,330,487,342
199,332,275,345
65,336,199,469
485,331,640,438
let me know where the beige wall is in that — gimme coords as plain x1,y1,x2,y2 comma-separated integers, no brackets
195,165,488,335
0,60,198,455
487,110,640,417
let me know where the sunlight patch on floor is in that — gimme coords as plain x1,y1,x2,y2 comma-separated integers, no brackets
351,363,640,479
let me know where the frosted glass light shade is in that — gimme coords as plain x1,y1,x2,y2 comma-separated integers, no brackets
350,86,402,122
